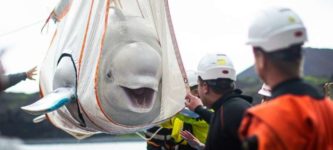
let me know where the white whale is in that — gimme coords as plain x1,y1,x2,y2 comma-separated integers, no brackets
21,0,187,139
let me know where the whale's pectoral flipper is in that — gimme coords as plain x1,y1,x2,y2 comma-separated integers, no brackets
33,114,47,123
21,87,76,115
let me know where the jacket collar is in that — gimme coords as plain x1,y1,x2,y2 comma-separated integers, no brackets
271,78,323,99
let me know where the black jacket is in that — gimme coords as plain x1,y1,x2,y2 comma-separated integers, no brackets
0,72,27,91
197,89,252,150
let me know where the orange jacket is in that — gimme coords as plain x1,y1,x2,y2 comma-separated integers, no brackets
239,79,333,150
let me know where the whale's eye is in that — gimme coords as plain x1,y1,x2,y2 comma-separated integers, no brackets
106,70,113,81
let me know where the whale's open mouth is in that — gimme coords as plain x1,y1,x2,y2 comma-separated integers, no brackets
122,87,155,112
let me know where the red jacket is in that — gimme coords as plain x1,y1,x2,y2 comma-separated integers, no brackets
239,79,333,150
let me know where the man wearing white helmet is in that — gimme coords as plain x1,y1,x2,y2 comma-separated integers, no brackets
183,53,252,150
239,7,333,150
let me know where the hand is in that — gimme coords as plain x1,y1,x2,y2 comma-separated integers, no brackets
26,66,37,80
185,93,203,111
180,130,205,150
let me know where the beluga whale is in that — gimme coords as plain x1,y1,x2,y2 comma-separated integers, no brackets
21,0,187,139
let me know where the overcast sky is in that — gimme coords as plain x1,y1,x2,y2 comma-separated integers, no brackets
0,0,332,93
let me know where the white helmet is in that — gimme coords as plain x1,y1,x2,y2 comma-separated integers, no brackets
247,7,307,52
197,53,236,81
258,83,272,97
187,70,198,87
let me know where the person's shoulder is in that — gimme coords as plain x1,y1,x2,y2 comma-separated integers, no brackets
245,98,300,125
225,96,252,108
221,97,252,117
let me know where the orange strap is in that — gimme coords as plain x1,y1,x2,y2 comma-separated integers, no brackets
147,140,161,147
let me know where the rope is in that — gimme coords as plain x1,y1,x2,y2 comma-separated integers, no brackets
0,20,43,38
136,126,164,141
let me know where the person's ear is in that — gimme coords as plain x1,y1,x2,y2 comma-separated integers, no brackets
202,82,209,94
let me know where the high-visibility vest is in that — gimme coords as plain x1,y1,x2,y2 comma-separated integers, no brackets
171,113,209,145
146,112,209,148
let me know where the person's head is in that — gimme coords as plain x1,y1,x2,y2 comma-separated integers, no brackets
258,83,272,103
247,7,307,86
187,70,199,97
196,53,236,107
